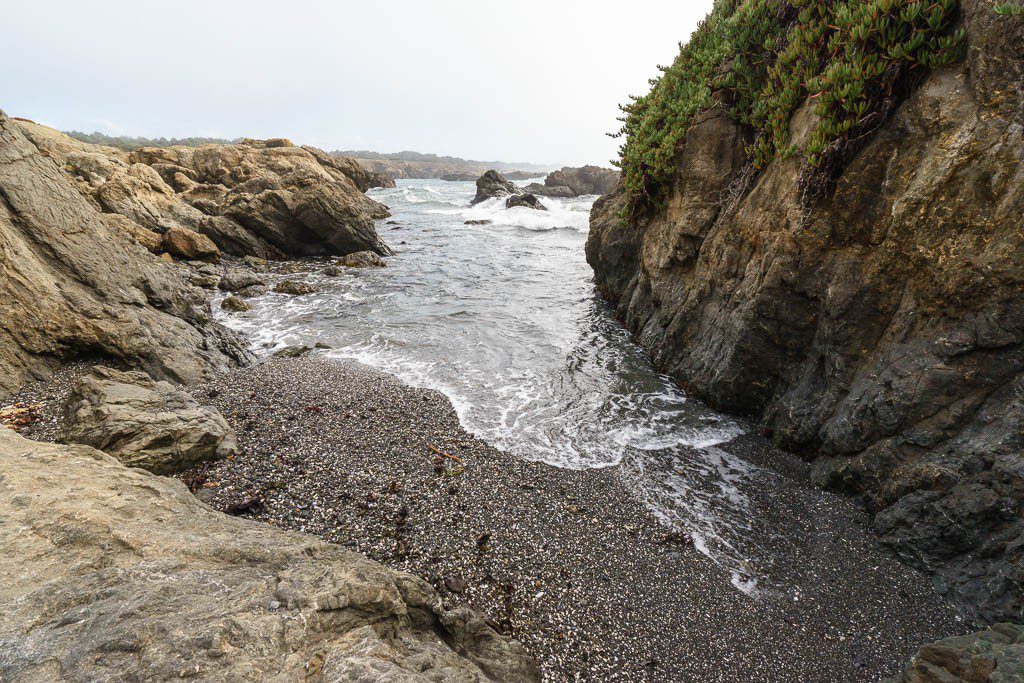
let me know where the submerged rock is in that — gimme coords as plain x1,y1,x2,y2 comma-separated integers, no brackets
465,219,493,225
339,250,387,268
273,344,314,358
0,428,540,681
506,193,546,211
61,366,237,474
274,280,318,296
471,170,521,206
220,295,251,313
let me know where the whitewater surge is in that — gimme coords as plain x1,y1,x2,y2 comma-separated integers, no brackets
216,177,768,592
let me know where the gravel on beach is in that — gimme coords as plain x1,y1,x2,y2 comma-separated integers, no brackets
8,355,964,681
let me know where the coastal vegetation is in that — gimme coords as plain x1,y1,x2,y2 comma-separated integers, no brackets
613,0,967,219
65,130,236,150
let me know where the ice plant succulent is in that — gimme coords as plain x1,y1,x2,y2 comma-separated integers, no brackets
613,0,966,220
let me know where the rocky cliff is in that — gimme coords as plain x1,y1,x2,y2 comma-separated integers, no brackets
0,428,538,681
0,111,249,399
587,0,1024,623
16,119,393,259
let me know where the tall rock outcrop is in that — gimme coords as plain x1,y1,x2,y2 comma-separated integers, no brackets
15,120,393,259
587,1,1024,623
0,110,249,399
0,428,539,681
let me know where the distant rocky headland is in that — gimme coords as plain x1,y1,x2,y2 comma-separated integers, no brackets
336,149,555,181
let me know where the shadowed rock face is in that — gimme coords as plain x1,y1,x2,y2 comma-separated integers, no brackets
587,0,1024,623
0,110,251,399
0,428,540,682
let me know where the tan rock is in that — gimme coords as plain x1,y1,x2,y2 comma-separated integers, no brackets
104,213,162,253
60,366,237,474
0,428,539,681
162,225,220,261
0,110,250,399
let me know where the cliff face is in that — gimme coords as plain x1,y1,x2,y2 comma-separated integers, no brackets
587,1,1024,622
0,111,250,399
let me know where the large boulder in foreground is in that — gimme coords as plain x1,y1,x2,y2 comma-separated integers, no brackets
61,366,237,475
544,166,618,196
0,110,250,400
470,170,521,205
885,623,1024,682
586,1,1024,622
0,428,539,681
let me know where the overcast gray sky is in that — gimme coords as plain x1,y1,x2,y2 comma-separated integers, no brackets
2,1,714,166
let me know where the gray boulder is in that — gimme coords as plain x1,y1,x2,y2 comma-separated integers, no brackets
885,623,1024,682
60,366,237,475
471,170,521,206
274,280,318,295
218,270,266,292
0,427,540,681
506,193,547,211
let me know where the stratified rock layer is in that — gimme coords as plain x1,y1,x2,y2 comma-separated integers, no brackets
0,428,538,681
586,1,1024,622
0,110,249,399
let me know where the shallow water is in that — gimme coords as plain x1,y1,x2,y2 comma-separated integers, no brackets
217,178,766,589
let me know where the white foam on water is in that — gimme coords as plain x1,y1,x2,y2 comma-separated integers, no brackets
425,194,594,233
216,177,774,596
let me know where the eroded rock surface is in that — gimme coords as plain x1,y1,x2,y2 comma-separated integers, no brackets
61,366,237,474
544,166,617,196
886,623,1024,683
0,428,539,681
14,120,393,260
0,110,250,399
586,1,1024,622
471,170,521,205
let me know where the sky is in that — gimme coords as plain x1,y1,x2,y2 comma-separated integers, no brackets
2,1,714,167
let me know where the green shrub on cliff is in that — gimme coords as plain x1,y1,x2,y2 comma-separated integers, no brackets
613,0,966,219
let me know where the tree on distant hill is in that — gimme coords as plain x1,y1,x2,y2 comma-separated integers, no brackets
64,130,237,151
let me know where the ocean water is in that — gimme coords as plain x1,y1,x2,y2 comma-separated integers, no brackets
216,178,765,591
